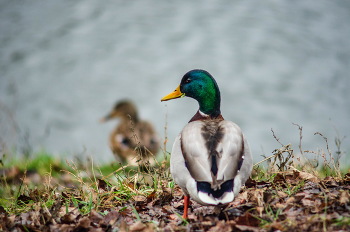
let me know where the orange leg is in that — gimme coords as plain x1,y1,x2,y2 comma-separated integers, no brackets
183,195,189,219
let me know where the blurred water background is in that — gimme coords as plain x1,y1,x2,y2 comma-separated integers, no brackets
1,0,349,164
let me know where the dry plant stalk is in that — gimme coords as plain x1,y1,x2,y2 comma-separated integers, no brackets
127,113,171,189
44,165,53,192
305,132,342,178
256,123,344,180
254,128,295,174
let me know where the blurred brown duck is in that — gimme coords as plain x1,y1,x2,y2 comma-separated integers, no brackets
100,100,160,163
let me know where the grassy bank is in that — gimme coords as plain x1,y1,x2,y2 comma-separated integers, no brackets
0,127,349,231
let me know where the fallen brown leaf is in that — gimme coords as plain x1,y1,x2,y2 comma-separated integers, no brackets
231,191,248,207
89,209,104,224
76,217,91,229
301,198,314,207
187,214,197,220
169,214,178,220
268,221,284,231
236,213,260,227
293,169,319,183
340,191,350,205
275,202,286,209
61,212,79,224
245,177,256,188
104,210,120,225
129,221,145,231
323,176,338,187
208,220,232,232
235,224,262,232
249,189,264,207
277,191,288,198
146,190,156,203
285,196,295,204
256,207,263,217
294,192,307,203
263,191,274,204
273,173,286,185
134,195,147,205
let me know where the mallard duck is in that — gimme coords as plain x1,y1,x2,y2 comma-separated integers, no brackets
161,70,253,219
100,100,160,163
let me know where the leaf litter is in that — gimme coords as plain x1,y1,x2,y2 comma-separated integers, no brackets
2,163,350,231
1,125,349,231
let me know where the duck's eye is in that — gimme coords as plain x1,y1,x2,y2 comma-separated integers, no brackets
185,78,191,83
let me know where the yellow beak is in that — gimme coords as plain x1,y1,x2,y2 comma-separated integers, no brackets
161,85,184,102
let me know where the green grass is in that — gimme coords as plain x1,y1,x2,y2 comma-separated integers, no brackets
0,148,171,217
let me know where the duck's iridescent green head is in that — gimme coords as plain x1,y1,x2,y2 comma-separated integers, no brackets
161,69,221,117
